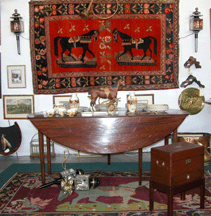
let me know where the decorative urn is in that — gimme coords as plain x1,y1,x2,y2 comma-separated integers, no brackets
127,93,137,113
68,94,79,116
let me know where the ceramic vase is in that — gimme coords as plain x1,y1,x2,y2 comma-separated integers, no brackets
127,93,137,113
69,94,79,114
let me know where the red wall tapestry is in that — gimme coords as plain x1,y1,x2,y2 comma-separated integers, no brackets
29,0,179,94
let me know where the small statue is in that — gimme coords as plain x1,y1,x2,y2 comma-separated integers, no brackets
88,79,125,113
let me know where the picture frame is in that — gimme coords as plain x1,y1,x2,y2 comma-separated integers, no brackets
53,95,70,108
135,94,154,105
7,65,26,88
3,95,34,119
126,93,154,112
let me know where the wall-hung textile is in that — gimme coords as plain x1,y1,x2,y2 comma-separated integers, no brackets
29,0,179,94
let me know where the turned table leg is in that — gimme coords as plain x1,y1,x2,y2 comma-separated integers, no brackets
138,148,142,185
46,137,51,175
38,130,45,184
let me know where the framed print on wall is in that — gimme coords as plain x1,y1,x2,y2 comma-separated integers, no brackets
53,95,70,108
3,95,34,119
7,65,26,88
136,94,154,105
127,93,154,112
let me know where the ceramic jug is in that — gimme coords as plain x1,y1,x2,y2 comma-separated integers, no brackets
127,93,137,113
69,94,79,116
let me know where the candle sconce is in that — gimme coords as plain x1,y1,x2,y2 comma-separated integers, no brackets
10,9,24,55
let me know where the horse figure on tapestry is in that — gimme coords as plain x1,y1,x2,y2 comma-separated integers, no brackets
112,28,157,60
88,79,125,111
54,30,99,63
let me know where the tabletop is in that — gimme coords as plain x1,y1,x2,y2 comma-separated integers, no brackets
28,109,188,154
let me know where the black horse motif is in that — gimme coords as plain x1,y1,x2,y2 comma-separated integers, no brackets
54,30,99,62
112,28,157,60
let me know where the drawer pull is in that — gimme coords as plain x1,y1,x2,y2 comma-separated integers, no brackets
186,159,191,164
156,160,165,167
187,174,190,179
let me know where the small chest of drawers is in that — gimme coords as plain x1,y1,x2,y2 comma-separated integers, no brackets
151,141,204,186
149,142,205,216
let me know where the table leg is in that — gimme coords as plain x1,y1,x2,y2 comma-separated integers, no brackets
38,130,45,184
138,148,142,185
107,154,111,165
165,135,169,145
172,128,178,143
149,180,154,211
200,178,205,209
46,137,51,175
167,189,174,216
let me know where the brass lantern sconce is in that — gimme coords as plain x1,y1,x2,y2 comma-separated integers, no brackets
10,9,24,55
189,8,203,52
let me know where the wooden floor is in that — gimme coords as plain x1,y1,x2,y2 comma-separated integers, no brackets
0,152,151,174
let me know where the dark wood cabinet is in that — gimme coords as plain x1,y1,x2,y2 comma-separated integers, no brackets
151,142,204,186
150,142,205,216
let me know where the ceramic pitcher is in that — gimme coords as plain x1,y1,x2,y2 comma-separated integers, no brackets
69,94,79,114
127,93,137,113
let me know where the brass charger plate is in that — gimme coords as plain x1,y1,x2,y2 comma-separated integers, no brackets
178,88,205,115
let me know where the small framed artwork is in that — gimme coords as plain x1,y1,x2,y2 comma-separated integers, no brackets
53,95,70,108
3,95,34,119
127,94,154,112
135,94,154,105
7,65,26,88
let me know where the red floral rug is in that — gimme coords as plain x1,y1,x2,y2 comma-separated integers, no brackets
1,170,211,215
29,0,179,94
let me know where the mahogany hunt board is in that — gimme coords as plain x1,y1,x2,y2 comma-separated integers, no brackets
28,109,188,185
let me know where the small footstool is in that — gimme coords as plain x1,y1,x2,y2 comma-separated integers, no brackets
149,142,205,216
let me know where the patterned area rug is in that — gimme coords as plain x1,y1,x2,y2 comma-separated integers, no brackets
1,170,211,215
30,0,179,94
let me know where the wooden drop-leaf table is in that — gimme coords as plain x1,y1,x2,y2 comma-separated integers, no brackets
28,109,188,185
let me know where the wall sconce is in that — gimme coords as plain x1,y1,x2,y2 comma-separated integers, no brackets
10,9,24,55
189,7,203,52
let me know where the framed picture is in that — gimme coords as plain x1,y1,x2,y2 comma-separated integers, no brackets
3,95,34,119
7,65,26,88
53,95,70,108
135,94,154,105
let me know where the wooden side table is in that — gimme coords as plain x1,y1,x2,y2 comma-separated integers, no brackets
149,142,205,216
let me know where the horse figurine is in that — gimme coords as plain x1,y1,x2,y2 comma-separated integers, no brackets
88,79,125,112
112,28,157,60
184,56,201,69
54,30,99,63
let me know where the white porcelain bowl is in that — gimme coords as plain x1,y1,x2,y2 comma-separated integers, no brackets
147,104,169,112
